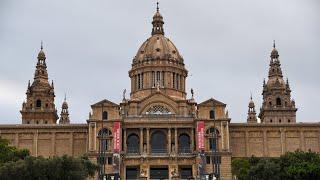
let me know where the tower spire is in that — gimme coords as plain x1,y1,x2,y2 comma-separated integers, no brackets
273,40,276,48
156,2,159,12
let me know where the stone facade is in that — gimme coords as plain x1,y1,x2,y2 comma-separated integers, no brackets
0,4,319,180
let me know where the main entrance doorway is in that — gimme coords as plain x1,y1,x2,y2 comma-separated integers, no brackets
126,167,139,180
180,166,193,179
150,167,169,180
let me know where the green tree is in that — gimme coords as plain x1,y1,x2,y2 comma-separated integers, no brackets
247,158,281,180
0,137,29,164
280,150,320,179
231,158,250,180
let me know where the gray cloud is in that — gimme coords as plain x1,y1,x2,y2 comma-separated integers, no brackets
0,0,319,124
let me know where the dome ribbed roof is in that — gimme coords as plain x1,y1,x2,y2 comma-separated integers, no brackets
133,34,183,64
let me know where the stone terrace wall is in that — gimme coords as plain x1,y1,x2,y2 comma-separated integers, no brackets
229,123,320,157
0,124,88,157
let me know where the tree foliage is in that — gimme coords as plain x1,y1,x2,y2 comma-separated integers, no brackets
232,150,320,180
0,137,98,180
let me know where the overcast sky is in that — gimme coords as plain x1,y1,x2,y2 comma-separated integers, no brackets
0,0,319,124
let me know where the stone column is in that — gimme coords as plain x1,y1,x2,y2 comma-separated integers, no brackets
245,131,249,157
147,128,150,154
140,128,143,154
221,122,224,150
15,133,19,147
51,132,56,156
123,128,127,153
70,132,74,156
280,128,286,155
263,130,268,156
168,128,171,153
175,128,178,154
191,128,194,151
33,130,38,157
226,121,230,150
300,129,305,151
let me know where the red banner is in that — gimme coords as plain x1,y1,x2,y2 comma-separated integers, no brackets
197,121,205,150
113,122,121,153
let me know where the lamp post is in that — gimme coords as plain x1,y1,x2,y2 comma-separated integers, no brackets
98,104,107,180
210,127,221,180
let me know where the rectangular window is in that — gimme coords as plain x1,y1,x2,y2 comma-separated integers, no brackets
172,73,175,88
138,74,141,89
107,157,113,165
152,71,155,87
162,71,165,87
156,71,160,85
141,73,144,89
206,156,211,164
176,74,179,89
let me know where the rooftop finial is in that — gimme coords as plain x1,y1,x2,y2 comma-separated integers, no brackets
273,40,276,48
156,2,159,12
41,41,43,50
250,92,252,100
64,93,67,101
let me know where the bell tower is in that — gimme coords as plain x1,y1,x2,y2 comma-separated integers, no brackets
247,95,257,123
259,41,297,124
59,95,70,124
20,43,58,124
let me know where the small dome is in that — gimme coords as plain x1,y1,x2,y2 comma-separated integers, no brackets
249,99,255,108
38,50,45,58
271,48,279,58
62,101,68,109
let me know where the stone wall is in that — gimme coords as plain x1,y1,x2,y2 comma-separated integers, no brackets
0,124,88,157
229,123,320,157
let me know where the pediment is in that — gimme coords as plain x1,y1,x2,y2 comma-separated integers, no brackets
91,99,119,108
198,98,226,107
137,92,179,115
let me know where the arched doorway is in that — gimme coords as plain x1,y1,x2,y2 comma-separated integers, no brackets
206,128,219,151
127,134,139,154
178,133,191,153
98,128,112,151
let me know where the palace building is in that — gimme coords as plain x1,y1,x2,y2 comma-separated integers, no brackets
0,4,319,180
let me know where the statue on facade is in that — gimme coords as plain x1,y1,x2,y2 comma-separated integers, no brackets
122,89,126,101
140,169,147,177
171,168,178,177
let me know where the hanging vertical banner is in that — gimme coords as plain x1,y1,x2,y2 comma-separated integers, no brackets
113,122,121,153
197,121,205,150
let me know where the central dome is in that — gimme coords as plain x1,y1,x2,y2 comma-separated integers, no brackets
132,6,184,66
129,4,188,101
133,34,183,65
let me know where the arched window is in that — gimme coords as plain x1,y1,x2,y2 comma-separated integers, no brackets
102,111,108,120
276,98,282,106
98,128,112,151
127,134,139,153
151,131,167,153
145,105,171,115
178,134,191,153
206,128,219,151
36,99,41,108
209,110,215,119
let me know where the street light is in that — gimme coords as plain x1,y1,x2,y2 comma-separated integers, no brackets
210,127,221,180
210,100,221,179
